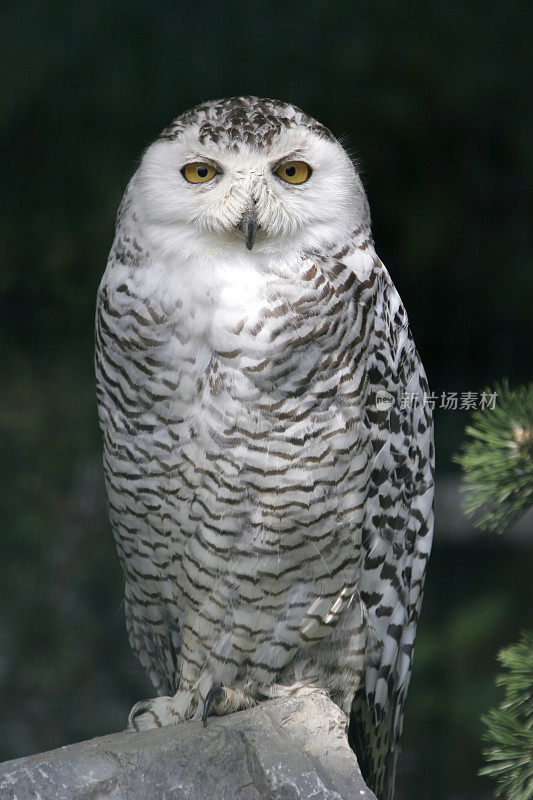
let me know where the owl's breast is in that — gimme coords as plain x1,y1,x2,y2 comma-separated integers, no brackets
97,248,378,552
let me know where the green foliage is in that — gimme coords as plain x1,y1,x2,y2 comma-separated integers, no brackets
399,546,533,800
455,382,533,533
480,633,533,800
456,384,533,800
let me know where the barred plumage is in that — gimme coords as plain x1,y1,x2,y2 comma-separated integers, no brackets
95,96,434,800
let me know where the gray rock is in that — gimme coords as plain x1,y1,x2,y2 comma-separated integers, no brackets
0,690,376,800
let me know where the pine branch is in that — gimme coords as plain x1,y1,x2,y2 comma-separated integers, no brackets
479,633,533,800
454,381,533,533
455,384,533,797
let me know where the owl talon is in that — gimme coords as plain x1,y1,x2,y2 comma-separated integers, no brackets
202,685,225,727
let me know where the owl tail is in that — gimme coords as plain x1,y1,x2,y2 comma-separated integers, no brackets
348,687,403,800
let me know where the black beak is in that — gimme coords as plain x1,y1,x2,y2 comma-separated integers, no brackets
238,205,257,251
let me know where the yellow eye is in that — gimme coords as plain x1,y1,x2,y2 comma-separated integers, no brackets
182,162,218,184
275,161,311,184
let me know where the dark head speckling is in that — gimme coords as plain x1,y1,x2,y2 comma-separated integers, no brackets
157,96,336,150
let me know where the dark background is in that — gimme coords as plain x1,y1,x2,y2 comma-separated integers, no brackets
1,2,532,798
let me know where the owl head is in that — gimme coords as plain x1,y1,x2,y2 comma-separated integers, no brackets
133,97,369,258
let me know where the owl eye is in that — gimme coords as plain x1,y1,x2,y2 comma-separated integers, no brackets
182,163,218,184
275,161,311,185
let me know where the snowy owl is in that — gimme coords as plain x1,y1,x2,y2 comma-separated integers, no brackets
95,96,434,800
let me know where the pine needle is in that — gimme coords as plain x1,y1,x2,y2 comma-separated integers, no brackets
479,633,533,800
454,381,533,533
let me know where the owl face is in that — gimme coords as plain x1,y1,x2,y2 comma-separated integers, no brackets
133,97,369,259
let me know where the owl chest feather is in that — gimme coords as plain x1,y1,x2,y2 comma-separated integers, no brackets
96,250,376,606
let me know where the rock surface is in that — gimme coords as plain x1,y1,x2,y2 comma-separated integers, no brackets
0,690,376,800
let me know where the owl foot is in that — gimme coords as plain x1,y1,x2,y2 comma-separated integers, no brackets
128,695,182,731
128,684,257,731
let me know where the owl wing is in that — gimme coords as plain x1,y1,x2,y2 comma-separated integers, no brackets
349,269,434,800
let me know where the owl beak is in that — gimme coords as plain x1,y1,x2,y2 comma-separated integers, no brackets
237,204,257,251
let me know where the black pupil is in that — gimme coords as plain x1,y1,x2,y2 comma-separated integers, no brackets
285,165,296,177
197,166,208,177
